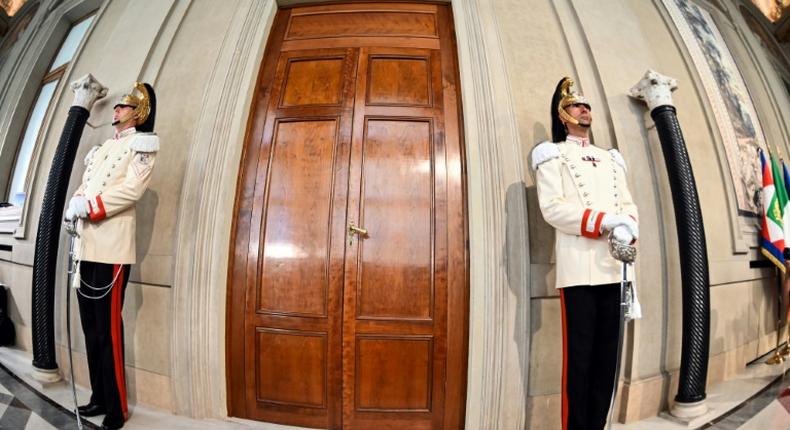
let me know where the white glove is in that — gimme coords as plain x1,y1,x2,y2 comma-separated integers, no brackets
612,225,634,244
600,213,638,239
65,195,89,221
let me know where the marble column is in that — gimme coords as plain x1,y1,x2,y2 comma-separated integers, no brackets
31,74,107,383
630,70,710,419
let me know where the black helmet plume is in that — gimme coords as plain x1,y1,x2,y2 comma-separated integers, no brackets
550,78,567,143
136,83,156,133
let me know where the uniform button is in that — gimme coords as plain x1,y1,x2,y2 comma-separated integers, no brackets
102,181,106,186
586,201,592,205
575,173,581,178
583,192,589,197
104,155,108,160
106,173,111,177
111,164,116,168
579,183,585,187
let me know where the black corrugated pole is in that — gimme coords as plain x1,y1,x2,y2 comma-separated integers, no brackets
31,74,106,382
630,70,711,419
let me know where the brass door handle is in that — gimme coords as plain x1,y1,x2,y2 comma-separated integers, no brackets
348,223,368,236
348,222,368,245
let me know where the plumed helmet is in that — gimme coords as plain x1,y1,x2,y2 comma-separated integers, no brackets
550,77,590,142
114,82,156,132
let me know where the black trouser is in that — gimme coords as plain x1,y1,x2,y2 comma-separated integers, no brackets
559,283,620,430
77,261,130,423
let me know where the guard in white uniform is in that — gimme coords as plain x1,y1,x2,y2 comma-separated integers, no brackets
532,77,638,430
65,82,159,430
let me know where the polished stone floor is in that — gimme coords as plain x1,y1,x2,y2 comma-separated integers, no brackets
0,347,790,429
612,355,790,430
0,361,96,429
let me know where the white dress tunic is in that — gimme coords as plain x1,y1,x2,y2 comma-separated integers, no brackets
532,135,638,288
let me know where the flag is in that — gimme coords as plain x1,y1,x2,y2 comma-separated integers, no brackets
782,160,790,255
760,149,786,271
773,156,790,248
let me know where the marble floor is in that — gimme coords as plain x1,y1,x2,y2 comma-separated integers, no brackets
611,358,790,430
0,347,789,429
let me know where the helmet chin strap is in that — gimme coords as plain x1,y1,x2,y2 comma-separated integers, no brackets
112,110,136,127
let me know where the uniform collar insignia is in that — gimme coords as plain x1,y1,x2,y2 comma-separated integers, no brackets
566,135,590,147
114,127,137,140
581,155,600,167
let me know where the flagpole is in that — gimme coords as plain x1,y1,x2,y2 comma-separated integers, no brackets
767,266,785,365
781,263,790,357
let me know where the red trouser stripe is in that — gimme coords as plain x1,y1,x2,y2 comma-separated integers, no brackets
110,265,128,419
560,289,569,430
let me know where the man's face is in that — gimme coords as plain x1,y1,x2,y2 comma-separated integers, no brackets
112,105,135,126
564,103,592,127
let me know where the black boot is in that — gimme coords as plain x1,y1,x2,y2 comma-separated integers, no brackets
77,403,106,417
101,416,124,429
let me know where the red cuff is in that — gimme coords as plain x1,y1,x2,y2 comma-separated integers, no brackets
88,195,106,221
581,209,605,238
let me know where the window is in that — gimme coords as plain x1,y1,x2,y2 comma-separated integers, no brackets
5,12,94,207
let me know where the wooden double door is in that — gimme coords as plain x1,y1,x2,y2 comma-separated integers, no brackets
228,4,467,429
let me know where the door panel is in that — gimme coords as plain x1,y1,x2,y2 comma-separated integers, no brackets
286,11,439,40
281,58,345,107
355,336,432,411
357,119,434,320
256,328,327,407
341,46,446,430
258,119,338,317
242,46,357,429
367,57,432,106
229,4,466,429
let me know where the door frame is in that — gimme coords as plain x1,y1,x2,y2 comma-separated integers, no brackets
171,1,529,429
225,3,468,428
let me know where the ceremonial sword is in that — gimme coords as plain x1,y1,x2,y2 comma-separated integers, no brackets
64,218,84,430
607,234,637,430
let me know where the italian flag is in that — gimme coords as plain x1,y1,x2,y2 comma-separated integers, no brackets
760,149,786,272
782,160,790,257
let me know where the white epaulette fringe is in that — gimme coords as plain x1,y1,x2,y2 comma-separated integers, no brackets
84,146,99,166
531,141,560,170
609,148,627,172
129,134,160,153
